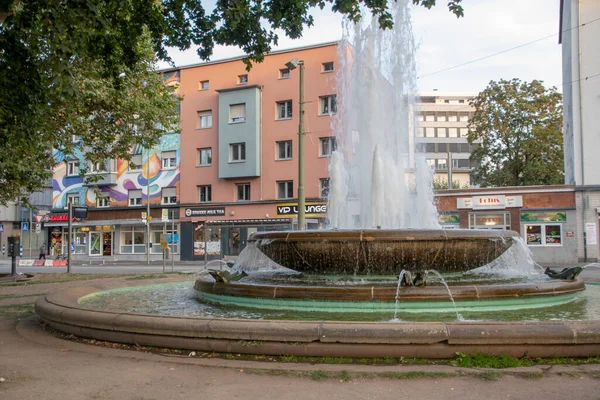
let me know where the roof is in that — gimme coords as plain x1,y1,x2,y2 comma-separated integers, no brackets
160,41,339,73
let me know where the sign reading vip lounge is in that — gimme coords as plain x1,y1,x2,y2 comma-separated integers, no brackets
276,203,328,216
457,195,523,210
184,207,226,217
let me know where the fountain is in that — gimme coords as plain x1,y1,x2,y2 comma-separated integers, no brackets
35,0,600,359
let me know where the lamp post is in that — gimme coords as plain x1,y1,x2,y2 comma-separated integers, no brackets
286,57,306,230
146,147,151,264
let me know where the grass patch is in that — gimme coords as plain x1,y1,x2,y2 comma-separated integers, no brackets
520,371,544,379
339,370,352,381
310,370,328,381
378,371,454,379
452,353,532,369
0,293,44,300
475,371,502,381
0,303,36,320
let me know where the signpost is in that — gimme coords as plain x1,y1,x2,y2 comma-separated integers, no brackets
160,233,168,272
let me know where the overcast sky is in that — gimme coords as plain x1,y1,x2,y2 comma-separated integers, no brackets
161,0,562,93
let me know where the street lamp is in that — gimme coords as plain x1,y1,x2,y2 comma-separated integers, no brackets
286,57,306,230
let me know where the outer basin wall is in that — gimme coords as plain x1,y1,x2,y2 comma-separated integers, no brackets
35,286,600,359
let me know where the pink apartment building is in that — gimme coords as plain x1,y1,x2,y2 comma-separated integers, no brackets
170,42,338,261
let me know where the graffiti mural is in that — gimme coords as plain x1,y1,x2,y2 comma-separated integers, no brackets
52,135,180,209
52,70,181,210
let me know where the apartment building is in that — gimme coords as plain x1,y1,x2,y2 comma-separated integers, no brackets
415,92,478,188
560,0,600,261
173,42,338,261
43,71,181,261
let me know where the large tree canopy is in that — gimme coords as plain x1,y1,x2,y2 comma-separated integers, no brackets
0,0,463,204
467,79,564,187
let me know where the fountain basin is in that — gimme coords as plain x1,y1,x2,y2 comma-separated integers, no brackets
248,229,517,274
35,284,600,359
194,278,585,313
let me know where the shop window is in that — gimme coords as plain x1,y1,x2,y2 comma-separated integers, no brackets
120,226,146,254
525,224,562,246
151,228,178,254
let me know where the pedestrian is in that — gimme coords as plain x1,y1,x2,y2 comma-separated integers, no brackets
39,243,46,260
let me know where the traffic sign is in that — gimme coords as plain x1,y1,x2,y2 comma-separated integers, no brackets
21,222,29,232
141,212,147,220
0,224,4,232
35,223,41,233
35,214,43,224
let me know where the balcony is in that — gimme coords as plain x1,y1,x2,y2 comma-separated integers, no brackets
84,171,118,186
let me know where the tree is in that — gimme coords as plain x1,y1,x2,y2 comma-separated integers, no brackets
467,79,563,187
0,0,464,204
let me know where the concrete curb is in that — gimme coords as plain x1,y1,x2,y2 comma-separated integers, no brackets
35,285,600,359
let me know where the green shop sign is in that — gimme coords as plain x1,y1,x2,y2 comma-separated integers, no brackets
520,211,566,223
439,213,460,224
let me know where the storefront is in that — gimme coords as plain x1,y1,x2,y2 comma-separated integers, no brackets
436,187,578,264
43,209,179,261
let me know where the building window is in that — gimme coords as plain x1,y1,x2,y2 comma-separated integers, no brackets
452,159,470,169
198,185,212,202
237,74,248,84
425,113,435,122
96,194,110,208
198,148,212,166
437,158,448,169
322,62,334,72
67,193,80,205
236,183,251,201
199,80,209,90
162,187,177,205
319,137,337,157
129,154,142,171
279,68,290,79
448,113,458,122
276,100,293,119
162,151,177,169
229,103,246,123
197,110,212,129
320,95,337,115
416,127,424,137
525,224,562,246
277,181,294,199
425,127,435,138
448,128,458,138
459,128,469,137
66,161,79,176
417,113,424,122
88,161,103,173
437,127,447,138
120,226,146,254
276,140,293,160
459,112,469,122
437,114,447,122
320,178,330,198
229,143,246,162
128,189,142,206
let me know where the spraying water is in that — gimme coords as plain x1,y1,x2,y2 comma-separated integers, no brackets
393,269,408,321
328,0,439,229
428,269,461,320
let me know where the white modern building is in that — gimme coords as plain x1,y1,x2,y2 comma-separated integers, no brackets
416,92,479,188
560,0,600,261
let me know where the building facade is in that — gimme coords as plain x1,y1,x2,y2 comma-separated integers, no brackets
415,92,478,189
44,71,182,261
560,0,600,261
173,42,337,261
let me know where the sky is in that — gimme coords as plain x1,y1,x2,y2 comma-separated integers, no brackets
161,0,563,93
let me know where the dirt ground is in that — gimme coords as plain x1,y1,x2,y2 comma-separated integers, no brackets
1,274,600,400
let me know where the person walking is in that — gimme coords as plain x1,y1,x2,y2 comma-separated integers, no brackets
39,243,47,260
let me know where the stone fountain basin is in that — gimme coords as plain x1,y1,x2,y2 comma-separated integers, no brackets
35,284,600,359
247,229,518,275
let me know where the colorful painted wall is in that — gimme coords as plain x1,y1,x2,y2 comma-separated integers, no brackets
52,70,181,209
